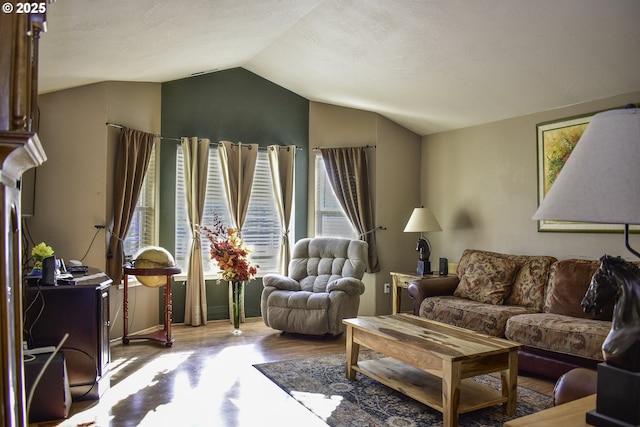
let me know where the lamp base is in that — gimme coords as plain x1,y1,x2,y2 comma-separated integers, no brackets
417,261,432,276
586,363,640,427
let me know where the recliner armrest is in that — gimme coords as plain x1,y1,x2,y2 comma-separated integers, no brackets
262,274,301,291
406,276,460,315
327,278,365,296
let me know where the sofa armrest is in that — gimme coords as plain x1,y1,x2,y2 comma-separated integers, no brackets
553,368,597,406
406,276,460,315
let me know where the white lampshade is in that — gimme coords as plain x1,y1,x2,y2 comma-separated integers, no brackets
533,108,640,225
404,207,442,233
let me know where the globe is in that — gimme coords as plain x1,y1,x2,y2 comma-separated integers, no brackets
132,246,176,287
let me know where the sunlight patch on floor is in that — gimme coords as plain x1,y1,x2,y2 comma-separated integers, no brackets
58,351,194,426
107,355,137,377
45,335,311,426
290,391,342,421
128,343,268,426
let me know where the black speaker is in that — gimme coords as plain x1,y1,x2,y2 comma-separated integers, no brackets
41,256,56,285
439,257,448,276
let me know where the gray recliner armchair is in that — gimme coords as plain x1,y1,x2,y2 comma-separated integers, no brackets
261,237,368,335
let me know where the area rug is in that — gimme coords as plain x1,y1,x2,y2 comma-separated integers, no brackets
254,351,552,427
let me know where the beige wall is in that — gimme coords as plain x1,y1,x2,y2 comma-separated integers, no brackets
422,91,640,265
36,83,636,327
309,102,422,315
35,81,162,339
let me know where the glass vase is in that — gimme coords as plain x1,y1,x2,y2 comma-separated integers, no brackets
231,280,244,335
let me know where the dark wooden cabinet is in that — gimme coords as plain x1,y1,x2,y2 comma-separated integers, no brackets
23,274,112,401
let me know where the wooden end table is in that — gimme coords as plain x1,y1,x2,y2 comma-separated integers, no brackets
390,271,454,314
343,314,521,427
503,394,596,426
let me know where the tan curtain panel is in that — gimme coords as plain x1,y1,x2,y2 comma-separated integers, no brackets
182,137,210,326
217,140,258,323
320,147,380,273
267,145,296,274
107,128,156,284
218,141,258,230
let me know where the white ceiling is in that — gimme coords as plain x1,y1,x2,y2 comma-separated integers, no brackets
39,0,640,136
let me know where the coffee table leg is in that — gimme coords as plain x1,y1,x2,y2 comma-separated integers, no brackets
442,360,461,427
345,325,360,380
501,349,519,416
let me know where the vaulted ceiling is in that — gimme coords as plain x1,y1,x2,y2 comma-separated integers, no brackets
39,0,640,136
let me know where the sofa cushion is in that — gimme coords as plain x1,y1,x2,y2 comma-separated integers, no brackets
505,313,610,361
544,259,614,321
263,290,334,335
420,295,537,337
454,251,519,305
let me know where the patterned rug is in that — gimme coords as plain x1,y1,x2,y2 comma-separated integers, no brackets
254,351,552,427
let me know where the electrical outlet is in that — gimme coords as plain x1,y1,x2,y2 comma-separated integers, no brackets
383,283,390,294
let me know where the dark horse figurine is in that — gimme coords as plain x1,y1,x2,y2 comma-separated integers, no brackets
582,255,640,372
416,238,430,261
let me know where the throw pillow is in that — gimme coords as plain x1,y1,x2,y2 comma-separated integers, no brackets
504,256,557,311
544,259,614,320
454,251,519,305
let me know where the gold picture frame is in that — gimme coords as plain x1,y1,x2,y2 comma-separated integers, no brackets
536,112,638,233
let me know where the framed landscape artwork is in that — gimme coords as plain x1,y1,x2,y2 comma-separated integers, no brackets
536,112,638,233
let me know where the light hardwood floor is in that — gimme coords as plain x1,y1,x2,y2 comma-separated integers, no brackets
31,318,555,427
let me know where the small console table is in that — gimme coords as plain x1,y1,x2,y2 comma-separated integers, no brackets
390,271,455,314
122,266,181,347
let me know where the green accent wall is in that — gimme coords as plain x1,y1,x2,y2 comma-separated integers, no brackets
160,68,309,322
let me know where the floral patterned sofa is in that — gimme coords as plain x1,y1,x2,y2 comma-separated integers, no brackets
406,249,612,380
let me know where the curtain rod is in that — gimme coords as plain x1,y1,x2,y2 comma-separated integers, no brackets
106,122,182,141
107,123,302,150
312,144,376,151
218,141,302,151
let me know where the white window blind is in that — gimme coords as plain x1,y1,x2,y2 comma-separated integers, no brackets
314,154,357,239
175,145,281,276
241,153,281,273
123,144,157,257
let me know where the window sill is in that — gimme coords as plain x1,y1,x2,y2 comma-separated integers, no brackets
117,277,144,290
173,272,221,282
172,272,269,282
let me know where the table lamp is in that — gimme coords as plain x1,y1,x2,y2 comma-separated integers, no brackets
404,207,442,275
533,105,640,427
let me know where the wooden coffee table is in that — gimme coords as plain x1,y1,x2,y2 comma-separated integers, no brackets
343,314,521,427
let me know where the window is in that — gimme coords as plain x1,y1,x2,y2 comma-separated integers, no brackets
314,155,357,239
175,145,281,276
239,153,282,273
123,144,157,258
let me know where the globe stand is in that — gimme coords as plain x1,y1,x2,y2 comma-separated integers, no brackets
122,266,181,347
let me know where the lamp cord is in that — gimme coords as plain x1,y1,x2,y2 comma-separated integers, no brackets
624,224,640,259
